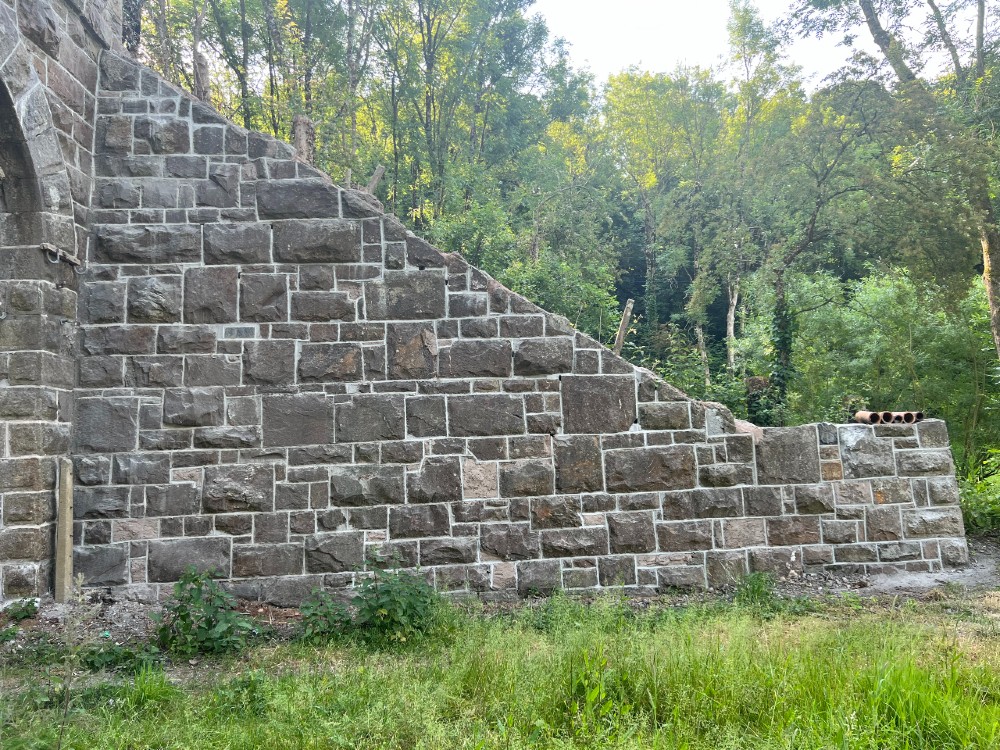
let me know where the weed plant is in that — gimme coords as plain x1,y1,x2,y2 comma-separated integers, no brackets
153,568,253,656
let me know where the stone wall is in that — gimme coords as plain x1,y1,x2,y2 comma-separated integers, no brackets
0,2,970,603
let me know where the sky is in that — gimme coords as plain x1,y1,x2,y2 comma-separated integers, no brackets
530,0,862,86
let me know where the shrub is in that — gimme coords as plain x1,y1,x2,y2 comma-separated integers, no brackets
3,599,38,623
299,589,352,642
153,568,253,656
352,566,441,644
734,572,777,609
960,480,1000,534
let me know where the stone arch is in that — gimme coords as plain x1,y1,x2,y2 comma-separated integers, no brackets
0,10,77,256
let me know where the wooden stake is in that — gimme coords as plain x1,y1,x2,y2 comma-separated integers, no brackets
54,457,74,602
614,299,635,356
366,165,386,194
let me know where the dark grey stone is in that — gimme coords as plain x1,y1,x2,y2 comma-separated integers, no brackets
74,545,128,586
554,436,603,493
257,180,340,219
561,376,636,434
387,323,437,379
513,338,573,376
127,276,182,323
273,219,361,263
243,340,295,384
406,396,447,438
336,395,405,442
184,267,238,323
298,343,363,382
305,533,364,573
480,524,539,560
74,398,138,453
420,538,477,565
388,504,450,538
261,393,333,447
448,395,525,436
74,486,130,519
365,272,447,320
440,340,512,378
203,464,275,513
755,425,821,485
148,538,232,581
604,446,697,493
239,274,288,322
204,223,272,264
499,460,554,497
541,528,608,557
330,466,405,506
163,387,224,427
407,457,462,503
607,513,655,553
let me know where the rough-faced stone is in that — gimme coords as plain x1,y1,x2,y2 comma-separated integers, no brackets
184,267,238,323
517,560,561,596
420,538,477,565
766,517,820,545
388,504,450,538
605,446,696,493
127,276,182,323
74,398,138,453
257,180,339,219
305,533,364,573
330,466,405,506
203,464,274,513
639,402,691,431
562,376,636,434
407,457,462,503
499,460,554,498
903,507,964,538
365,272,447,320
272,219,361,263
262,393,333,446
203,223,272,264
448,395,525,436
163,387,224,426
291,292,356,322
387,323,437,379
755,425,821,485
233,545,303,577
148,538,232,581
895,450,955,477
298,343,363,383
96,223,203,265
838,426,894,479
439,340,512,378
541,527,608,557
480,524,539,560
554,436,603,493
513,338,574,376
336,395,405,442
530,496,580,529
239,274,288,322
406,396,447,438
656,520,713,551
243,340,295,384
607,513,655,553
73,545,128,586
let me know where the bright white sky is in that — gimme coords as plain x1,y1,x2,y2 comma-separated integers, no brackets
530,0,862,86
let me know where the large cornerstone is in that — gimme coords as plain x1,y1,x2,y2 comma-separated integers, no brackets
0,0,969,602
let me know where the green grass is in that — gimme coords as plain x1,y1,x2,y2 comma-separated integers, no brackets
3,593,1000,749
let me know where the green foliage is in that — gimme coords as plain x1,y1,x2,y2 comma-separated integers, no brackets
351,566,442,644
3,599,38,623
153,568,253,656
961,449,1000,534
733,572,777,609
299,589,352,642
79,641,161,673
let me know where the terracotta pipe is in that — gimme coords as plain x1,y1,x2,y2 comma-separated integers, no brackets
891,413,904,423
854,411,881,424
915,412,925,422
897,412,916,424
881,411,894,424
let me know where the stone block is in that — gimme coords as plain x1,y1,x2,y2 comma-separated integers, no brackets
184,267,238,323
530,496,580,529
749,548,802,577
388,504,450,538
870,478,912,505
243,340,295,385
262,393,334,446
513,338,574,376
336,395,405,442
387,323,437,379
607,513,655,553
305,533,364,573
233,545,303,577
927,477,960,506
273,220,361,264
145,484,201,516
297,343,363,383
499,460,554,498
755,425,821,485
554,436,603,494
74,545,128,587
517,560,561,596
257,180,340,219
604,446,697,493
656,520,713,551
203,464,274,513
2,492,54,525
440,340,512,378
480,524,539,560
239,274,288,322
561,376,636,434
767,517,820,545
365,272,447,320
877,542,922,562
896,450,955,477
448,395,525,436
838,425,894,479
794,484,835,514
74,398,137,453
0,526,51,562
639,402,691,431
148,537,232,581
866,506,903,541
204,222,272,264
917,420,950,448
330,466,405,506
0,457,53,493
291,292,356,322
408,457,462,503
420,538,477,565
163,387,224,426
722,519,766,548
706,551,748,587
462,459,498,498
903,507,964,538
657,566,706,590
95,224,201,264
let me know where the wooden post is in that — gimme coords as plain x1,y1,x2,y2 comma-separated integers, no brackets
54,456,74,602
613,299,635,356
366,165,386,194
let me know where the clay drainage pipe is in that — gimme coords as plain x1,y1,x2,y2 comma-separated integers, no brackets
854,411,882,424
853,410,926,424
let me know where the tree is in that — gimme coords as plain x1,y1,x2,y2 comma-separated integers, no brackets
792,0,1000,361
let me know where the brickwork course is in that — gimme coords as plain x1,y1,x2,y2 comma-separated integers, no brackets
0,0,970,603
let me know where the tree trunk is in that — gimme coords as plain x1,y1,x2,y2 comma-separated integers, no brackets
770,271,794,423
726,277,740,370
694,323,711,389
642,194,658,334
977,194,1000,361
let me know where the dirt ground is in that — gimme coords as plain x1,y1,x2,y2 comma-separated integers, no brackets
3,536,999,653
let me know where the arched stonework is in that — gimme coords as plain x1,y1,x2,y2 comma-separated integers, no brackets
0,10,78,599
